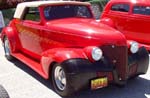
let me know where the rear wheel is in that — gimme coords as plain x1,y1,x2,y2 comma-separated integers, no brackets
4,37,14,61
0,85,10,98
51,64,75,97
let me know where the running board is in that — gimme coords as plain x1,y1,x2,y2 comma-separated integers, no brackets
12,53,47,79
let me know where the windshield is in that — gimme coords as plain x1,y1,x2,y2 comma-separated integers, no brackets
44,5,92,20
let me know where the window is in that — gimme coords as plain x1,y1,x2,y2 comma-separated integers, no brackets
133,6,150,15
44,5,92,20
24,7,40,21
2,8,15,25
111,4,130,12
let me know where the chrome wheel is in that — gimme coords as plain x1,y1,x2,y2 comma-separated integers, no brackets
4,38,11,56
54,66,66,91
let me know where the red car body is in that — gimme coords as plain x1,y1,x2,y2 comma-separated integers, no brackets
1,1,149,96
101,0,150,50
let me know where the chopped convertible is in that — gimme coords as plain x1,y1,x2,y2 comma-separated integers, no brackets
1,1,149,97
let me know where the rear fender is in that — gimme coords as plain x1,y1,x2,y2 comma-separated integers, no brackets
1,27,21,52
41,48,87,78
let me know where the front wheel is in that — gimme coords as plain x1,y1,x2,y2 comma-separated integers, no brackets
51,64,75,97
4,37,14,61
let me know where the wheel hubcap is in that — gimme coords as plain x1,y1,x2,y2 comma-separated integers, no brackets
54,66,66,91
4,38,10,56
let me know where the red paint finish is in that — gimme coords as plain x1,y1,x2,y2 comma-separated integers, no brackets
1,3,128,79
101,0,150,50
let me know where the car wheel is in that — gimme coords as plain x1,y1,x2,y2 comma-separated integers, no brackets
52,64,74,97
0,85,10,98
4,37,14,61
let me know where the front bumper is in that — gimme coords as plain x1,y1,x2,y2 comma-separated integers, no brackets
61,47,149,91
128,47,149,76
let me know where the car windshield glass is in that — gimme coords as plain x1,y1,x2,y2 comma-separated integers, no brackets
44,5,92,20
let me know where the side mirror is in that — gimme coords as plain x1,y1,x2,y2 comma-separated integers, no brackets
0,11,5,32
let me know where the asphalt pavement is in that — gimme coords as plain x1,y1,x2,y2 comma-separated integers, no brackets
0,41,150,98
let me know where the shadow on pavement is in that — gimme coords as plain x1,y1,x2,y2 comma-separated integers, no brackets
12,60,150,98
69,77,150,98
11,60,52,89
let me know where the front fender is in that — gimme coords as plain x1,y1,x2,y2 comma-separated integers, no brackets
41,48,87,77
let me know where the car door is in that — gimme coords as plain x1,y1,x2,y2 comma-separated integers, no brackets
16,7,42,60
106,3,130,33
126,5,150,44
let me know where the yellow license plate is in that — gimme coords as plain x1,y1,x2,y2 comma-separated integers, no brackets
91,77,108,90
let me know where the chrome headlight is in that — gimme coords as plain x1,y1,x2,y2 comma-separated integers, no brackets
92,47,103,61
130,41,139,53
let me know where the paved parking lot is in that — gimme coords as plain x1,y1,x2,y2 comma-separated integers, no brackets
0,41,150,98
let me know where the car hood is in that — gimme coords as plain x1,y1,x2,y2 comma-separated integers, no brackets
45,18,127,46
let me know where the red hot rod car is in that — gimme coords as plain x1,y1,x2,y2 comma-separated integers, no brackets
1,1,149,96
101,0,150,50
